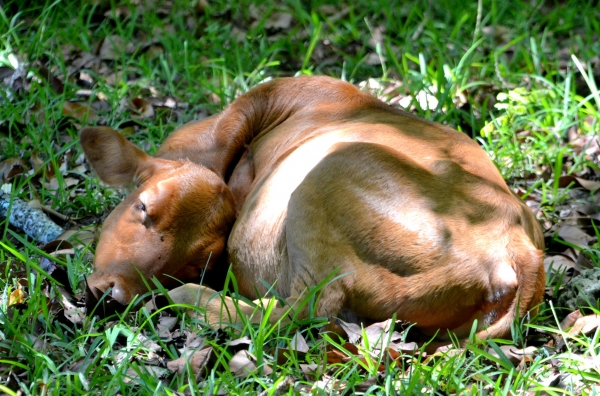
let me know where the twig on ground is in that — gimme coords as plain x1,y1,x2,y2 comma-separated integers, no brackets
0,192,64,244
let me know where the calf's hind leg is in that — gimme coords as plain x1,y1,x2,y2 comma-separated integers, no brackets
281,142,413,322
283,141,491,328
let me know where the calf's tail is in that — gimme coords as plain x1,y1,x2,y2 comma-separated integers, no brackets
475,229,545,343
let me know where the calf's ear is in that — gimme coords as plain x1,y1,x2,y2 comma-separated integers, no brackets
80,126,151,186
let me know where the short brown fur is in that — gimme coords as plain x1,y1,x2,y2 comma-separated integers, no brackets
80,76,545,349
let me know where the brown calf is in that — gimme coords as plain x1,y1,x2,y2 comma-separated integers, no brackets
81,76,545,347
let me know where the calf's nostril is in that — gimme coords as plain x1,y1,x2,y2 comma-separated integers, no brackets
85,277,128,317
111,285,126,305
85,283,119,317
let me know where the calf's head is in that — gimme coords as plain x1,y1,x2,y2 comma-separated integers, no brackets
80,127,236,306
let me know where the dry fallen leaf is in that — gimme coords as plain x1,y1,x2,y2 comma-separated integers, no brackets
61,292,85,325
544,254,578,277
256,375,295,396
389,341,419,355
299,363,318,376
275,347,307,366
62,101,97,123
363,319,405,350
325,342,386,371
157,316,178,340
99,35,134,60
312,374,345,393
57,228,97,247
326,348,348,364
228,336,252,349
129,97,155,118
0,158,28,182
386,347,402,362
569,128,600,158
228,350,273,378
290,331,309,353
8,287,26,306
334,317,362,343
575,177,600,192
23,334,48,353
264,12,293,30
123,365,168,383
104,70,125,86
37,65,64,95
487,345,538,365
558,225,595,248
44,178,61,191
559,309,583,331
567,314,600,337
29,151,55,177
166,347,212,380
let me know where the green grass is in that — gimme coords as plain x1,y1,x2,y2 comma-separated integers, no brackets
1,0,600,394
